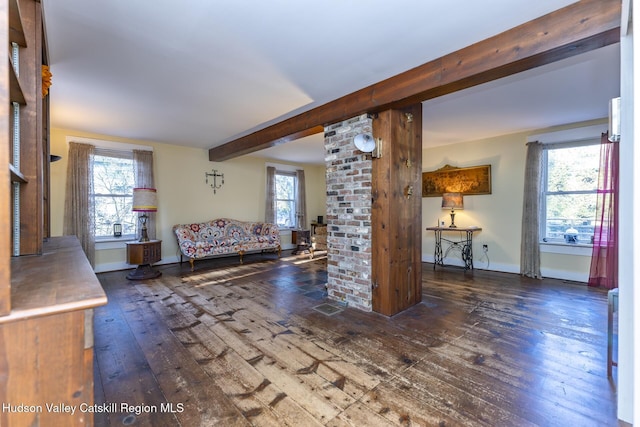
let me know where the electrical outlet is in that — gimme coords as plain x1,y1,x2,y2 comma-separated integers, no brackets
482,244,488,251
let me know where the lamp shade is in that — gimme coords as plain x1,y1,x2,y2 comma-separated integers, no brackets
441,192,463,210
353,133,376,153
132,188,158,212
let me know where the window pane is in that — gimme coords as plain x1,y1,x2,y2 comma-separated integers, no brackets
276,200,296,227
275,174,295,199
275,173,297,227
94,196,138,237
93,154,136,237
544,193,597,243
93,155,135,195
542,142,600,244
546,145,599,192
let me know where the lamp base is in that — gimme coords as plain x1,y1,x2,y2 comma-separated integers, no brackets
449,211,457,228
138,227,150,242
138,214,150,242
126,264,161,280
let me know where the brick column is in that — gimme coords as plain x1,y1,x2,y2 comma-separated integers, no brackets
324,114,373,311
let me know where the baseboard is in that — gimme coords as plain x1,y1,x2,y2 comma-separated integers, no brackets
96,252,587,284
540,268,588,283
94,257,178,274
421,253,587,283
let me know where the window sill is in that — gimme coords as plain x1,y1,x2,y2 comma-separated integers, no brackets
96,237,136,250
540,242,592,256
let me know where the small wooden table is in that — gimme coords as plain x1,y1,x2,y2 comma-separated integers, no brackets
126,240,162,280
426,226,481,270
291,229,311,255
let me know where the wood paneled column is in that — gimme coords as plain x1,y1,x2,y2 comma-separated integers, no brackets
371,104,422,316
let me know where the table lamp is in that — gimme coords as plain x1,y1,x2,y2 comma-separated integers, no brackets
442,192,463,228
132,187,157,242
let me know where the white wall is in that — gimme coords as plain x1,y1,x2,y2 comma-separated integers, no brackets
618,0,636,422
49,128,327,272
421,119,606,281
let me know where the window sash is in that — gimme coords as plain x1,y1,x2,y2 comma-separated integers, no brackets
92,148,137,238
275,171,297,228
540,143,600,244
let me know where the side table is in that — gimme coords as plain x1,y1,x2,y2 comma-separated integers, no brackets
291,229,311,255
126,240,162,280
425,227,482,270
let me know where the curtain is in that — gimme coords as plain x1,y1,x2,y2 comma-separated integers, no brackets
63,142,96,266
265,166,276,224
520,141,543,279
296,169,307,228
134,150,156,240
588,133,619,289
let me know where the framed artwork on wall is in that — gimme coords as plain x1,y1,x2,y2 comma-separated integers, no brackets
422,164,492,197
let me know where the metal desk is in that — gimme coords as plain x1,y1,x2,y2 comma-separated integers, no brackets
426,226,482,270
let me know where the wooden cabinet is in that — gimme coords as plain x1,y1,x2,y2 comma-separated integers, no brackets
126,240,162,280
2,237,107,427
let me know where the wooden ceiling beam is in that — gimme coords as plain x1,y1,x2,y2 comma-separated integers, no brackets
209,0,620,162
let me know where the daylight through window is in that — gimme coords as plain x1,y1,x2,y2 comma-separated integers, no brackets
92,150,137,238
275,172,297,227
541,141,600,244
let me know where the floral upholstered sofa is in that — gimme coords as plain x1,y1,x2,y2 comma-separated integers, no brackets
173,218,281,271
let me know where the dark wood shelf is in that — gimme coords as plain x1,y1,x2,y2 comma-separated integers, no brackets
9,163,27,183
8,0,26,47
9,59,25,104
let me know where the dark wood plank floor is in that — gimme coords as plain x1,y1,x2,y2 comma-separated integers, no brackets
93,252,617,426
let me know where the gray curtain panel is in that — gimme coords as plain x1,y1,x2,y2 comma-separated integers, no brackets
63,142,96,266
520,141,542,279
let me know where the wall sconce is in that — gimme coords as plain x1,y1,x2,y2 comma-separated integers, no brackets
353,133,382,158
205,169,225,194
442,192,463,228
132,187,158,242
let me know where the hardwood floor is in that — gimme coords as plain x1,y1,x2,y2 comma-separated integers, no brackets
93,252,617,426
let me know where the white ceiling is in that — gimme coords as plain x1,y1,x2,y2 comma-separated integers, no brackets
42,1,620,165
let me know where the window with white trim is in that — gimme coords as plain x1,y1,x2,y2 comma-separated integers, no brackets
275,171,297,228
540,140,600,244
92,148,137,239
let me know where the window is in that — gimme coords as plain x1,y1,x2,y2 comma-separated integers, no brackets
541,141,600,244
92,149,137,239
275,171,297,227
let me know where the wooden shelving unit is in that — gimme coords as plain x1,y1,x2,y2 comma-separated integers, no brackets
1,1,108,425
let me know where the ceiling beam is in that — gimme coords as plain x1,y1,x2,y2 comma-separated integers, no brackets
209,0,620,162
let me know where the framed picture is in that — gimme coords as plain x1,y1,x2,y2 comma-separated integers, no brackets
422,164,491,197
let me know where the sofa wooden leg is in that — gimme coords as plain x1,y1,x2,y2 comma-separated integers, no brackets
189,258,195,271
239,251,245,264
277,245,281,258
